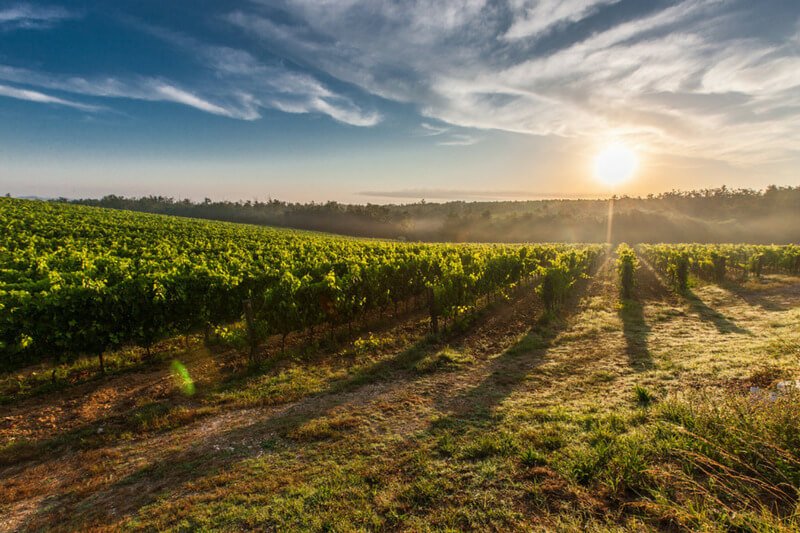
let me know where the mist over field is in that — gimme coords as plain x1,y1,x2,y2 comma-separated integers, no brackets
71,186,800,244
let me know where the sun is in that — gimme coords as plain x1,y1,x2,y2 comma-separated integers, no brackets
593,142,638,187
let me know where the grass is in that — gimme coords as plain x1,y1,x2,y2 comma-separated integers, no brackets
289,413,362,442
573,391,800,529
413,347,475,373
3,266,800,531
633,384,656,405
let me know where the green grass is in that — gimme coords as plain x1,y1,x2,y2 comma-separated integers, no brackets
413,347,475,373
633,384,656,405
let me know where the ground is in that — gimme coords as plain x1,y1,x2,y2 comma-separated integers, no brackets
2,255,800,532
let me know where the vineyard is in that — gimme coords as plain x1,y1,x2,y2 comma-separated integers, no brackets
0,198,602,371
639,243,800,291
2,199,800,532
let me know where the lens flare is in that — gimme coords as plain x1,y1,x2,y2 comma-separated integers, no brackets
171,360,195,396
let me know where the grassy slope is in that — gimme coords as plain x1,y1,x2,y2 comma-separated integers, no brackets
2,257,800,531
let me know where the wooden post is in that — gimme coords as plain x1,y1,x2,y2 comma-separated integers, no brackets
428,287,438,334
243,299,257,363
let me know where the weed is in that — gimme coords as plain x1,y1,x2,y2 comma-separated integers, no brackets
520,448,547,467
414,347,475,373
633,384,656,406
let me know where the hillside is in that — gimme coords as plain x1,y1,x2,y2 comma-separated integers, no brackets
69,185,800,243
1,200,800,530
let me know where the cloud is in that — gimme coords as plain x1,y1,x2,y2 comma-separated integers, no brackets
133,22,381,126
0,55,378,125
418,122,481,145
503,0,620,41
0,83,101,111
0,3,76,30
437,134,481,146
419,123,449,136
3,0,796,159
149,82,259,120
229,0,800,166
0,64,259,119
0,15,381,126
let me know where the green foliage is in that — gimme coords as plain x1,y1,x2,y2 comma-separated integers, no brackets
536,246,602,313
352,333,394,355
640,243,800,288
0,198,603,369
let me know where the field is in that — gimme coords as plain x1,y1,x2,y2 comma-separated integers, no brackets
2,199,800,531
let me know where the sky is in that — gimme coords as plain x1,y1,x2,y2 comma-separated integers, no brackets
0,0,798,203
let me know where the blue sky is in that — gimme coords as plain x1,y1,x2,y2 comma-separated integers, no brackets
0,0,798,202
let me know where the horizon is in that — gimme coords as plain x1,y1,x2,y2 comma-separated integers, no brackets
9,183,794,207
1,1,799,202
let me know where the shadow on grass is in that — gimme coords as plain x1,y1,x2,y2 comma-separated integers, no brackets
430,318,560,424
619,299,653,371
6,307,494,530
719,280,795,312
685,290,751,335
8,264,597,530
429,258,601,424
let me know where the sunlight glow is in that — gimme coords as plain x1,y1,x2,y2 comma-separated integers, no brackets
593,143,638,187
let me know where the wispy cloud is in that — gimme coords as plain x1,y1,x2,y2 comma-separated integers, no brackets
503,0,619,41
0,64,258,119
0,56,378,125
132,22,381,126
2,0,797,161
229,0,800,166
149,82,258,120
0,83,101,111
0,3,76,31
437,134,481,146
419,123,449,136
0,14,381,125
418,122,481,145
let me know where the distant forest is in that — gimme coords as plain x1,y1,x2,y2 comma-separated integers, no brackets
67,186,800,243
